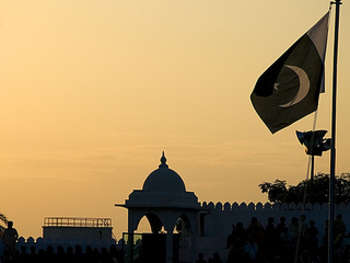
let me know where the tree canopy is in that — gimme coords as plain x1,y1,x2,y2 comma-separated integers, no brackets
0,213,8,234
259,173,350,204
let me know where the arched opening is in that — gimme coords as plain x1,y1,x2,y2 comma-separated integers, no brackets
136,216,153,234
136,213,163,234
174,214,192,235
133,213,166,263
173,214,193,263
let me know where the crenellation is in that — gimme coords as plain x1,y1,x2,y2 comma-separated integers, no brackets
248,202,255,211
280,203,288,210
321,203,328,210
223,202,231,212
313,203,321,210
199,200,350,247
296,203,304,210
215,202,223,212
256,202,263,210
264,203,272,209
239,202,247,209
288,203,296,210
272,203,280,210
15,236,116,252
305,203,312,210
200,201,350,213
231,202,239,210
337,202,347,210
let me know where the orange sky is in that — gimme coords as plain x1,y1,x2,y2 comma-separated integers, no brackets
1,0,350,239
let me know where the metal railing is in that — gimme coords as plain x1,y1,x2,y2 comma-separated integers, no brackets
43,217,112,228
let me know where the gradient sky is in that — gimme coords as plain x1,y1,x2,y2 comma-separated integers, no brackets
1,0,350,239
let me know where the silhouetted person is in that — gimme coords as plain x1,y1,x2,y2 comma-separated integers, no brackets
235,222,246,247
74,245,84,263
211,252,222,263
344,245,350,263
2,221,18,258
66,246,74,263
322,219,329,247
334,214,346,247
0,234,4,260
28,246,37,263
84,246,97,263
101,247,111,263
299,214,307,238
55,246,65,263
110,244,121,263
304,220,319,258
243,234,258,263
276,216,288,241
37,249,46,263
226,224,236,248
227,222,246,263
196,253,207,263
273,217,288,262
264,217,278,261
246,217,264,259
288,217,299,244
17,245,27,263
45,245,54,263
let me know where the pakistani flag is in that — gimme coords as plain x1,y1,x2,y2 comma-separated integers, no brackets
251,12,329,133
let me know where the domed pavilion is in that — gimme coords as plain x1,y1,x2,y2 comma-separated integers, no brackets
116,152,202,263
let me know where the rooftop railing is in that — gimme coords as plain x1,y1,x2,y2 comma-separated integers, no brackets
43,217,112,228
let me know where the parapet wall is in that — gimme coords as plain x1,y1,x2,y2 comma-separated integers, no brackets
15,236,117,252
200,201,350,238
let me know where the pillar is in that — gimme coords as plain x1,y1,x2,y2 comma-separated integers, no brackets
191,213,199,263
166,232,174,263
128,210,135,263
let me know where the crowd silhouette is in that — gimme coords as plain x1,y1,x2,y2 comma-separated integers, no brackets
2,244,124,263
223,215,349,263
0,221,124,263
1,216,350,263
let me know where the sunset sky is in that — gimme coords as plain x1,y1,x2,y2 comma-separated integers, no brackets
1,0,350,239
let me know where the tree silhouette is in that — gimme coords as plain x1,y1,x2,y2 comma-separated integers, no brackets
0,213,8,233
259,173,350,204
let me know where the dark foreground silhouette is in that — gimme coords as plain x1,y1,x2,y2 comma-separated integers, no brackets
2,244,124,263
1,215,350,263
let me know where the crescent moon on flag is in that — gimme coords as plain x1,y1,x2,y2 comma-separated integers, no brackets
279,65,311,108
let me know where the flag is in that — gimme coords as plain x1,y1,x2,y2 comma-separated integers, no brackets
251,12,329,134
296,130,331,156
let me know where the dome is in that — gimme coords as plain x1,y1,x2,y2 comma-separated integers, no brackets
142,152,186,193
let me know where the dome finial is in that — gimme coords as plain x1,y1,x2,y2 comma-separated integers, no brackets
159,151,168,168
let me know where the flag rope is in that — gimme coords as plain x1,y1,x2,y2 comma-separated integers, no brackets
293,5,333,260
293,110,318,263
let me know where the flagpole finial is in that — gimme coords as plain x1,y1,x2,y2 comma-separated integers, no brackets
159,151,168,168
331,0,342,5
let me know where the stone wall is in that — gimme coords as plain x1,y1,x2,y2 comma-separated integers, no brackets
15,236,117,252
201,201,350,238
196,201,350,260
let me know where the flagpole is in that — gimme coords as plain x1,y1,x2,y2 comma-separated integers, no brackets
329,1,342,263
311,154,315,181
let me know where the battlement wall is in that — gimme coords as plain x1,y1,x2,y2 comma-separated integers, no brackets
200,201,350,238
201,201,350,212
15,236,117,252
